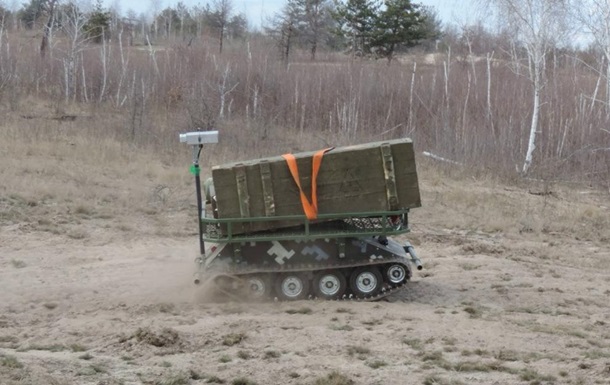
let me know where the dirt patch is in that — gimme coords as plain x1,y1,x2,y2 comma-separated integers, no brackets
1,128,609,385
131,327,181,348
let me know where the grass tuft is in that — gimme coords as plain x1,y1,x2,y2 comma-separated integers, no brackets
366,360,387,369
285,307,313,315
264,350,280,359
463,306,482,318
155,372,190,385
347,345,370,356
206,375,225,383
402,338,423,350
219,355,232,363
222,332,246,346
134,327,180,347
70,343,88,352
10,259,26,268
423,375,465,385
1,355,23,368
231,378,257,385
329,324,354,331
519,368,556,382
336,308,353,314
312,371,354,385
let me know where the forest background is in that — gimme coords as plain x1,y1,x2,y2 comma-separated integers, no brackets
0,0,609,188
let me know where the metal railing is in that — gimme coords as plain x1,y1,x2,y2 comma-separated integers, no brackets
201,210,411,243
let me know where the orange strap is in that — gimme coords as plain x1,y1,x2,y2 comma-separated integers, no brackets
282,148,333,220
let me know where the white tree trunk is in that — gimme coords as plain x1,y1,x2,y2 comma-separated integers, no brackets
606,56,610,115
486,52,493,121
99,36,107,103
407,61,416,134
523,69,541,174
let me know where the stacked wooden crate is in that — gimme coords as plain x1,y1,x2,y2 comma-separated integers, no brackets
210,138,421,234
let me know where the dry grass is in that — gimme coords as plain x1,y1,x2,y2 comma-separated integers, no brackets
0,355,23,369
329,324,354,331
366,360,388,369
285,307,313,314
414,167,609,242
0,40,608,385
231,378,257,385
155,372,190,385
222,333,247,347
1,94,607,251
312,372,354,385
263,350,280,359
346,345,371,357
9,259,26,269
0,116,194,240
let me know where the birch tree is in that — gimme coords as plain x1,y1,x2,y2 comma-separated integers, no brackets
39,0,57,58
149,0,162,40
489,0,568,174
60,2,90,102
573,0,610,114
210,0,232,54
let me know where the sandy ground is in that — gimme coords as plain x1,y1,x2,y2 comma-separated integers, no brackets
1,207,609,385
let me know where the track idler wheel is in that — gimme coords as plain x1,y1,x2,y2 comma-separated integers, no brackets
385,263,408,285
313,270,347,300
244,274,272,301
349,267,383,298
274,273,310,301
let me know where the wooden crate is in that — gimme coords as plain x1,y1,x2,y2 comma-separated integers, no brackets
211,138,421,234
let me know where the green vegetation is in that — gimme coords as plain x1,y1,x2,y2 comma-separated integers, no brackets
231,378,257,385
366,359,387,369
423,376,465,385
1,355,23,368
219,355,232,363
10,259,26,268
312,371,354,385
285,307,313,314
347,345,371,356
264,350,280,359
155,372,190,385
206,375,225,384
329,324,354,331
222,333,246,346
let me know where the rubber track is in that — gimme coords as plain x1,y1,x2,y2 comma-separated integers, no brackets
201,255,412,302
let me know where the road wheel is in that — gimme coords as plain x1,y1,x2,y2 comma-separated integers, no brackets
274,273,310,301
349,267,383,298
313,270,347,300
385,264,408,285
244,274,272,301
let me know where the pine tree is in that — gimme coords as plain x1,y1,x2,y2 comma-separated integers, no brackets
295,0,333,60
372,0,428,62
85,0,111,43
266,0,301,62
19,0,47,29
333,0,379,56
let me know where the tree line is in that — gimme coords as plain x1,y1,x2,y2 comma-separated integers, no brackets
0,0,249,53
0,0,608,179
0,0,440,59
265,0,440,61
